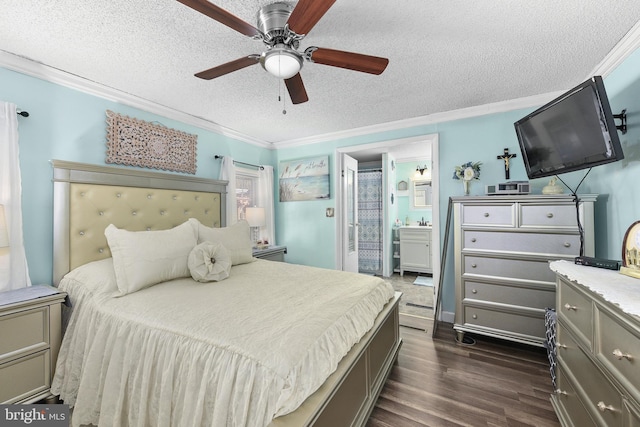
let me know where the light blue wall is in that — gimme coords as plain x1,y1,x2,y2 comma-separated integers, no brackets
578,46,640,260
0,67,274,285
276,110,536,311
3,44,640,316
276,45,640,314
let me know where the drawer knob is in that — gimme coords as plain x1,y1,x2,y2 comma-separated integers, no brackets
483,213,489,217
554,389,567,396
564,303,578,311
472,314,477,319
471,289,478,294
471,237,477,243
547,213,554,218
612,348,634,360
597,401,616,413
563,242,571,248
471,263,477,268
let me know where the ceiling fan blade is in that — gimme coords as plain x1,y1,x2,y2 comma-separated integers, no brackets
285,73,309,104
195,56,259,80
309,47,389,75
287,0,336,35
176,0,261,38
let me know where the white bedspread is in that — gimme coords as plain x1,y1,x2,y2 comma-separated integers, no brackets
51,258,394,427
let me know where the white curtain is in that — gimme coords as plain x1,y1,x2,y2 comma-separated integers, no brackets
0,102,31,292
219,156,238,226
257,166,276,245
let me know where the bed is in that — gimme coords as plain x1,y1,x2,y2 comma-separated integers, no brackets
49,160,402,427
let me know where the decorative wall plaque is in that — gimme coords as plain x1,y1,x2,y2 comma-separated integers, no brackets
106,110,197,174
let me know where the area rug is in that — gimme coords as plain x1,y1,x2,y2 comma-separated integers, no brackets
383,273,433,318
413,276,434,287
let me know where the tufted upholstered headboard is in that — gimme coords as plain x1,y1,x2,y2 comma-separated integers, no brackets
52,160,227,285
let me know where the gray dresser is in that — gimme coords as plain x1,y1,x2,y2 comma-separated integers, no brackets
453,195,596,347
0,285,67,404
550,261,640,426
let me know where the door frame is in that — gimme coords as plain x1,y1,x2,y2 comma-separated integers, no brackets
334,134,440,286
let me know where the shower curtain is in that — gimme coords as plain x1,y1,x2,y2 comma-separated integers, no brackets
358,170,383,275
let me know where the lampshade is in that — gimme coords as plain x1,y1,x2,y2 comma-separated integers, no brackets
245,207,266,227
262,47,303,79
0,205,9,248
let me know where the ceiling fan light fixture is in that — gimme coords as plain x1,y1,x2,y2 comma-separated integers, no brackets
262,47,303,79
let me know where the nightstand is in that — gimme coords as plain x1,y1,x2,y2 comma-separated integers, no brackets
252,245,287,262
0,285,67,404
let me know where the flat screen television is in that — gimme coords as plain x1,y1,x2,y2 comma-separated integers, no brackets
514,76,624,180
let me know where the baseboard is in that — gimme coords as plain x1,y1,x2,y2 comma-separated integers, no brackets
440,310,455,323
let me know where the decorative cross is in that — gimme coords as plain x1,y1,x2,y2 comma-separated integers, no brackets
497,148,517,180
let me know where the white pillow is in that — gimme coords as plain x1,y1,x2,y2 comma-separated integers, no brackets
188,218,254,265
105,221,197,296
188,242,232,282
61,258,119,297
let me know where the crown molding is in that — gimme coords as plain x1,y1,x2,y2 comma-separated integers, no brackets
0,50,272,149
588,20,640,78
273,91,564,149
274,21,640,149
4,17,639,153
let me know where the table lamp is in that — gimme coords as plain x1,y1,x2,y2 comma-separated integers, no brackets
245,207,265,247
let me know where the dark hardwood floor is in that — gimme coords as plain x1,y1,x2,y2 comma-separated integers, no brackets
367,324,561,427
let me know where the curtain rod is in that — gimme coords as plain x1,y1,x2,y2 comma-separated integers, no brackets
214,155,264,170
17,110,29,117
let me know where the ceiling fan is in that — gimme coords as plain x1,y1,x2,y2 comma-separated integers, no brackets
177,0,389,105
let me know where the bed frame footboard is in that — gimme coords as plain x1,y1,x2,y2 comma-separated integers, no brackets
269,291,402,427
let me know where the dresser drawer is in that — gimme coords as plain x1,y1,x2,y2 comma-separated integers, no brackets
0,306,49,362
463,305,546,339
596,305,640,401
0,349,50,404
464,280,555,309
464,255,557,283
557,326,623,427
463,230,580,256
519,204,579,229
554,367,597,427
557,279,593,349
460,204,515,227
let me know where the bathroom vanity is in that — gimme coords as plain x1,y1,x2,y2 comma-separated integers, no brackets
398,226,432,276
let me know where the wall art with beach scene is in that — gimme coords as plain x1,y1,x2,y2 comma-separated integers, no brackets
279,155,330,202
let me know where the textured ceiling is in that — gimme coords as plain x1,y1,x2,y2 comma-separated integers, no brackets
2,1,640,145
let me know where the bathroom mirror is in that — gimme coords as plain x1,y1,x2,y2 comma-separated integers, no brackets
410,178,432,209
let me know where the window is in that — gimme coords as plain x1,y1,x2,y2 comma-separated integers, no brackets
235,169,259,222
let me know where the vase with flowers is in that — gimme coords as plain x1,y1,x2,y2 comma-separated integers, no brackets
452,161,482,195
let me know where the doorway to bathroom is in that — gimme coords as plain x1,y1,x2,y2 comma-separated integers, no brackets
335,134,440,329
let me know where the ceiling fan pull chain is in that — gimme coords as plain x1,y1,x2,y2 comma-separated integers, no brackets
282,86,287,115
276,77,287,114
280,58,287,115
